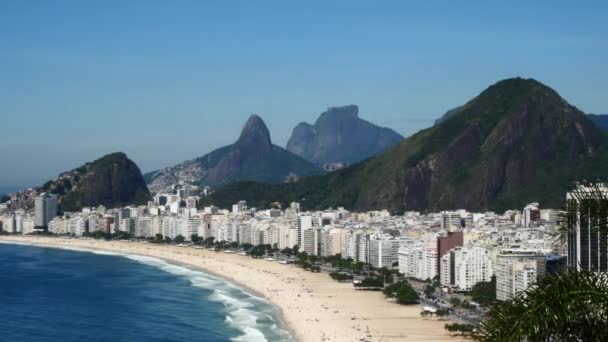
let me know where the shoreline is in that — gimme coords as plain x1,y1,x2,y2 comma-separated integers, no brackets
0,236,463,341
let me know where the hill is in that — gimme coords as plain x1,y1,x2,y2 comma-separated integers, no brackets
145,115,323,193
204,78,608,213
39,152,151,212
286,105,403,164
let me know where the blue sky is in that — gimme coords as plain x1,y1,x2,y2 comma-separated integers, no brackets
1,1,607,188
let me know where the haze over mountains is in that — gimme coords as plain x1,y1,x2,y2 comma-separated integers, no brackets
204,77,608,213
286,105,403,165
145,115,323,193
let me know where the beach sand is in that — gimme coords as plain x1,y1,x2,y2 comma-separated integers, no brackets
0,236,464,342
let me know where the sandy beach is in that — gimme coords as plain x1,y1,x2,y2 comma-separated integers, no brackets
0,236,463,342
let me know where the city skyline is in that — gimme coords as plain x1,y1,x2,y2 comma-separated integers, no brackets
2,1,608,187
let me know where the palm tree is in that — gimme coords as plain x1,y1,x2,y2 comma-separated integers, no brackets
475,271,608,341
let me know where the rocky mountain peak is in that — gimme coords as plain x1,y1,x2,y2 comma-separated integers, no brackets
286,105,403,164
237,114,272,151
316,105,359,125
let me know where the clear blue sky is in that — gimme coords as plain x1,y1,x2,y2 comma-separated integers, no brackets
1,1,607,188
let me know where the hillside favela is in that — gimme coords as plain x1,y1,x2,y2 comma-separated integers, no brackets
1,2,607,342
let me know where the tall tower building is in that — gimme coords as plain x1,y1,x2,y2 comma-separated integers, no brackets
34,193,58,229
566,184,608,272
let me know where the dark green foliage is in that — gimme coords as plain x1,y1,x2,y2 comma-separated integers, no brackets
445,323,476,337
84,230,133,240
354,277,384,288
469,276,496,306
383,281,419,305
174,235,185,243
475,271,608,341
329,272,354,282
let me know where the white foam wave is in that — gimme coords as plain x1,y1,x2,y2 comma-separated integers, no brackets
231,326,269,342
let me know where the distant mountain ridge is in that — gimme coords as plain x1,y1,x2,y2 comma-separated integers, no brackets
286,105,403,164
587,114,608,132
145,115,323,193
203,77,608,213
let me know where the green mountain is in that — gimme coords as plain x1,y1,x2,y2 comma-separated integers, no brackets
145,115,323,192
42,152,151,212
203,78,608,213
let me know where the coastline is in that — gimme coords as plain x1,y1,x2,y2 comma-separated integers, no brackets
0,236,463,341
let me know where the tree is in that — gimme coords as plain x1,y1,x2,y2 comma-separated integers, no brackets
469,276,496,306
164,236,173,243
395,284,419,304
154,233,164,243
191,234,201,244
474,271,608,341
174,235,186,243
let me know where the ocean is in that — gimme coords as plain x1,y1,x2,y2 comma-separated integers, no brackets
0,243,291,342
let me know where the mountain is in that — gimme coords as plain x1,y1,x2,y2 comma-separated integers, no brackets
587,114,608,132
12,152,152,212
203,78,608,213
434,106,464,125
145,115,323,193
286,105,403,164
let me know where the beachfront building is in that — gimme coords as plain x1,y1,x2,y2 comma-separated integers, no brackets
34,193,57,229
398,237,438,281
440,245,493,291
368,239,400,268
495,249,546,301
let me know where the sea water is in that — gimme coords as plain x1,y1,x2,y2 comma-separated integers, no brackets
0,242,291,342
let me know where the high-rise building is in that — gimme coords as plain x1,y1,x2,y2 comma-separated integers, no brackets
495,249,546,301
566,185,608,272
34,193,57,228
368,239,400,268
440,245,493,291
437,230,463,275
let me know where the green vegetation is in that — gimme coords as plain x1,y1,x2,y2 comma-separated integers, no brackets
383,281,419,304
83,230,133,240
329,272,354,282
41,152,151,212
469,276,496,306
475,271,608,341
445,323,476,337
174,235,186,243
354,277,384,288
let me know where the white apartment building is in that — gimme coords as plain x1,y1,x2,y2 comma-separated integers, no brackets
399,238,438,281
440,245,493,291
368,239,400,268
495,249,546,301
